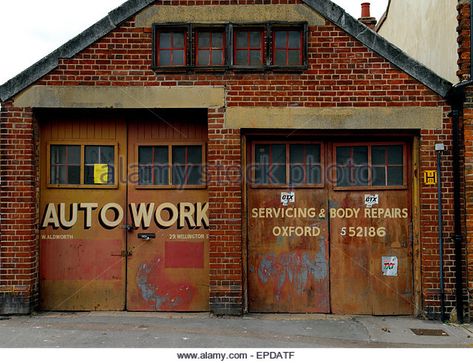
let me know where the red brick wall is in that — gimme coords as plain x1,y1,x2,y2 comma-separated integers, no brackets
0,1,464,317
0,102,38,314
458,0,473,322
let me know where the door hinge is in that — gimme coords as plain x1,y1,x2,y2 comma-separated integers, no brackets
111,250,132,257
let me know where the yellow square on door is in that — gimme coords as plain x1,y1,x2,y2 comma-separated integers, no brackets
94,164,109,184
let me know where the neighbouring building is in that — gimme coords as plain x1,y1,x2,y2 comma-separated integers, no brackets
0,0,469,321
377,0,459,84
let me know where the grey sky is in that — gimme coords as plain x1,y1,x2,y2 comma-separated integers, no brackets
0,0,389,85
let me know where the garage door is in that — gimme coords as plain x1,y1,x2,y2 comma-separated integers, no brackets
39,109,209,311
247,139,413,314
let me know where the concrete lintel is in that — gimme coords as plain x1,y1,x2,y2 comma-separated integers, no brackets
13,86,225,109
225,107,444,130
135,4,325,27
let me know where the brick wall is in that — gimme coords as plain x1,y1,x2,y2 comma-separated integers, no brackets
458,0,473,322
0,102,38,314
0,1,464,317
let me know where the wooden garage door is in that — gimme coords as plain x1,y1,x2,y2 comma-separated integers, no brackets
39,109,209,311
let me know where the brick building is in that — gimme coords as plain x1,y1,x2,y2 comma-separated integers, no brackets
0,0,468,320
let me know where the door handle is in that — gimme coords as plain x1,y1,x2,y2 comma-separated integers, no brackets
138,233,156,241
122,224,136,232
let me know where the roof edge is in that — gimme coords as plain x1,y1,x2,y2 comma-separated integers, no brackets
302,0,452,97
0,0,155,102
1,0,452,102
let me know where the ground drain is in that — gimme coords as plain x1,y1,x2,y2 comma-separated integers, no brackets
410,328,449,336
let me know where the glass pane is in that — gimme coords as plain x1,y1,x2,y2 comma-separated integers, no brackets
173,165,186,185
235,50,248,65
51,145,66,164
306,144,320,164
308,165,321,184
139,166,153,185
288,31,301,48
355,166,369,186
290,165,305,185
85,146,99,164
173,50,185,65
188,165,203,185
274,50,286,65
372,147,386,165
212,50,224,65
173,32,185,48
275,31,286,48
68,146,81,164
139,147,153,164
272,145,286,164
288,50,301,65
388,166,403,185
256,145,270,164
187,146,202,164
336,147,350,165
372,166,386,186
212,32,223,48
250,50,262,66
290,145,304,164
154,146,168,165
159,50,171,66
353,146,368,165
198,50,210,66
199,32,210,48
100,146,114,164
336,166,349,187
159,32,171,48
68,166,80,184
255,165,268,184
388,145,403,164
172,146,186,164
154,165,169,185
271,165,286,184
84,165,94,185
236,31,247,48
250,32,261,48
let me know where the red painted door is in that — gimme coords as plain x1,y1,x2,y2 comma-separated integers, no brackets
125,110,209,311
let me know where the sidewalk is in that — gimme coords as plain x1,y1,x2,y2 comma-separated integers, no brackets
0,312,472,348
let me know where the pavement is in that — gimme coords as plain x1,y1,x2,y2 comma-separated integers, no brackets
0,312,472,348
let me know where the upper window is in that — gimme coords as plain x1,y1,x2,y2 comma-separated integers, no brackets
234,29,264,67
196,30,226,67
335,144,405,188
152,23,307,71
155,29,187,67
272,29,303,66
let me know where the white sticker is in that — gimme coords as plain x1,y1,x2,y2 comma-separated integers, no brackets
364,194,379,208
382,256,398,277
280,192,295,206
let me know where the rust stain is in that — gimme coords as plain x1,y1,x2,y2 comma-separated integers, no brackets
257,238,327,297
136,257,195,311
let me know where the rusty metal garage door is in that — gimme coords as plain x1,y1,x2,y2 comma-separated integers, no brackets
247,140,413,315
247,141,330,313
39,110,209,311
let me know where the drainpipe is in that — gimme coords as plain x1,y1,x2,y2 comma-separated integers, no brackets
446,82,470,323
435,143,446,321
